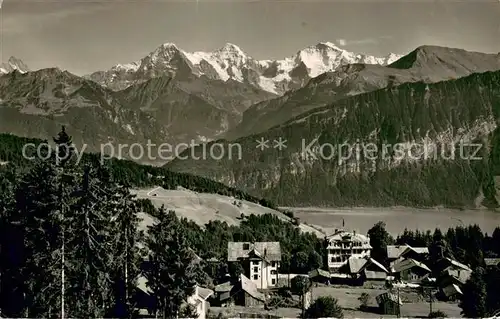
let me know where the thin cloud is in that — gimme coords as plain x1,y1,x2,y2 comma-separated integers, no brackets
336,35,392,47
337,39,347,46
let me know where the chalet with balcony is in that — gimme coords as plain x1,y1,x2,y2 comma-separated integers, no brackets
391,258,432,283
326,229,372,272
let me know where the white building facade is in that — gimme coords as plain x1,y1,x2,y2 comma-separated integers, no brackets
228,242,281,289
326,230,372,271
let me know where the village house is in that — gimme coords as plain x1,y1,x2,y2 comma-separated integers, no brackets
484,258,500,269
326,229,372,272
212,274,266,308
184,286,214,319
133,247,208,317
308,268,331,285
436,258,472,285
339,256,389,287
391,258,432,283
135,276,213,319
439,283,463,301
211,281,234,307
387,244,429,268
227,242,281,289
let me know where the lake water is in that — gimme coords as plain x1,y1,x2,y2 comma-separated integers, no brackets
284,206,500,236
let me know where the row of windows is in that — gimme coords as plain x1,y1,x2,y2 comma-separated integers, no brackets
330,256,349,263
328,249,369,255
252,268,278,275
251,275,277,285
328,242,370,248
251,260,277,267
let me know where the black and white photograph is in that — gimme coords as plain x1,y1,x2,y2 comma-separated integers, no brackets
1,0,500,318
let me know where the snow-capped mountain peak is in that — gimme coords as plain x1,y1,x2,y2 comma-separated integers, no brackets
214,43,248,62
88,41,402,94
161,42,179,49
0,56,30,75
218,43,245,53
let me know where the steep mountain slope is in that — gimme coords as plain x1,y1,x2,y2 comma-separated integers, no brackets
0,68,166,155
227,46,500,139
0,67,273,161
118,75,250,143
0,56,30,74
88,42,400,94
166,70,500,208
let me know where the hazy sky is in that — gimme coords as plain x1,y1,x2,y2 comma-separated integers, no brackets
1,0,500,75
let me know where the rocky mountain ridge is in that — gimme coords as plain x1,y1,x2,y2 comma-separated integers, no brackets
166,70,500,208
88,41,401,94
0,68,273,160
226,45,500,139
0,56,30,74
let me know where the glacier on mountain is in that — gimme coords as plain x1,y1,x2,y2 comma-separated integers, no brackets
89,41,402,94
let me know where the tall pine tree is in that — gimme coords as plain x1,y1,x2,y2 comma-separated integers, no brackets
460,267,487,318
144,209,202,319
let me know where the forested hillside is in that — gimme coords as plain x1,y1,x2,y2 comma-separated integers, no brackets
167,71,500,208
0,132,276,209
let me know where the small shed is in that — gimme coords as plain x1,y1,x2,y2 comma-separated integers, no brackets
308,269,331,284
212,281,234,307
441,283,463,301
376,292,402,316
233,274,266,307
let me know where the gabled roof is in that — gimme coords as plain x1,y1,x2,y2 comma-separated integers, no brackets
308,268,331,278
387,244,429,259
326,229,370,243
197,287,214,301
443,257,472,272
227,242,281,262
392,258,431,273
348,257,368,274
368,258,389,273
240,274,265,302
387,245,409,260
442,283,463,297
214,281,233,292
346,257,388,275
136,275,151,294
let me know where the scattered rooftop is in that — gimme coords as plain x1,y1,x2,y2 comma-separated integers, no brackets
387,244,429,260
227,242,281,262
326,229,370,243
392,258,431,273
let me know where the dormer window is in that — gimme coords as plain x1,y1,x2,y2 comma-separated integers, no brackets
243,243,250,250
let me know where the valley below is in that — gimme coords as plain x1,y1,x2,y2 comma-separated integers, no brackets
131,186,500,238
286,206,500,236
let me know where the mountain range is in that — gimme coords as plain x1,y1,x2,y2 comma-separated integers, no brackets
0,68,273,159
2,42,500,208
87,42,401,95
166,69,500,208
225,46,500,139
0,42,401,157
